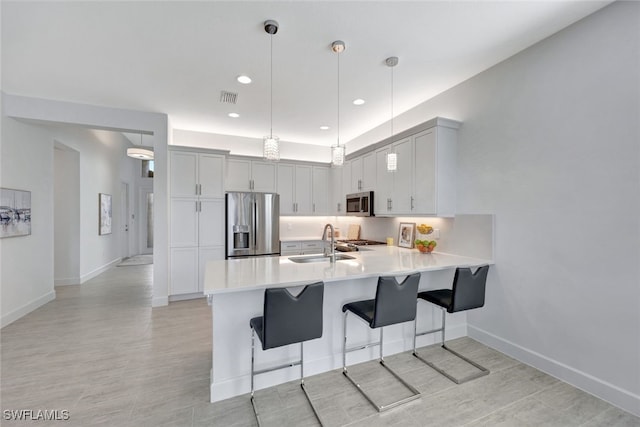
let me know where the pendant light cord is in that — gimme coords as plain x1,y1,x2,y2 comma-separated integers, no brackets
270,33,273,139
391,64,394,137
337,48,340,147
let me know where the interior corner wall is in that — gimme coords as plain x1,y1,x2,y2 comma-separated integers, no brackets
348,1,640,415
54,144,80,285
1,109,55,327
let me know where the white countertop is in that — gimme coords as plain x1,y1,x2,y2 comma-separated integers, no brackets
204,246,492,295
279,237,324,242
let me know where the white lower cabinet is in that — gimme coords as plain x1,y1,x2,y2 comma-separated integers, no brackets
280,240,324,256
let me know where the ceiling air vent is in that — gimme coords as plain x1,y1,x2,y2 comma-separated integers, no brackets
220,91,238,104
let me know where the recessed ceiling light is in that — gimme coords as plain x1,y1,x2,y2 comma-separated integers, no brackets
237,75,252,84
320,126,330,130
228,112,240,118
353,99,365,106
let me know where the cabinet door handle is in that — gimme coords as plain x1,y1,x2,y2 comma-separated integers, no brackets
337,202,341,212
313,203,315,213
411,196,414,210
195,184,198,195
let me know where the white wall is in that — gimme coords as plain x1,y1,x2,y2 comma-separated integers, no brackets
0,93,171,325
173,128,331,163
0,111,56,326
54,143,80,285
348,2,640,415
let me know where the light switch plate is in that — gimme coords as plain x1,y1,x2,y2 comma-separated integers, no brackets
434,229,440,239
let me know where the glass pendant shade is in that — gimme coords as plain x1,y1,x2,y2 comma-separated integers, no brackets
386,152,397,172
331,144,345,167
263,136,280,161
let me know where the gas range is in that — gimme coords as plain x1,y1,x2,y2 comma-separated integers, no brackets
335,239,386,252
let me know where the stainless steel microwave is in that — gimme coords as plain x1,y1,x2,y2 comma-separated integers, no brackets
346,191,374,217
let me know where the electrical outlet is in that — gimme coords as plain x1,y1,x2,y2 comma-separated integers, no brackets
434,229,440,239
287,223,292,230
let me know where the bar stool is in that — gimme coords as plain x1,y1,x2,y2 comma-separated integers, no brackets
413,265,490,384
342,273,421,412
250,282,324,426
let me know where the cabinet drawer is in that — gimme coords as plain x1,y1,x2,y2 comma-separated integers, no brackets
280,242,301,251
301,241,323,250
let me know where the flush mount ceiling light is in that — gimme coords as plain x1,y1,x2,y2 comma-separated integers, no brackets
386,56,399,172
320,126,330,130
263,19,280,161
127,148,154,160
237,75,252,84
331,40,346,167
127,134,154,160
353,99,365,106
228,112,240,118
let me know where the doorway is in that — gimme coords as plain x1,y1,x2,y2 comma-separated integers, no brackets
139,187,154,255
120,182,130,259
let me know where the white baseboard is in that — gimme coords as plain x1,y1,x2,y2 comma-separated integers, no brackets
169,293,205,302
152,296,169,307
54,277,80,286
210,323,467,403
468,325,640,417
80,258,121,284
1,290,56,328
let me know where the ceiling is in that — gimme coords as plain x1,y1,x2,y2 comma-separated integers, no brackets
2,1,610,148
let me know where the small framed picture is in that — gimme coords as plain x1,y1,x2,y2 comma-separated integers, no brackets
99,193,112,235
398,222,415,248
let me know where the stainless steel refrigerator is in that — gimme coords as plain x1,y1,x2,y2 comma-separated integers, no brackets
225,192,280,259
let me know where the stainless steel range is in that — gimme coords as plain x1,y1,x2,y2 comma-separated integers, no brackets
335,239,387,252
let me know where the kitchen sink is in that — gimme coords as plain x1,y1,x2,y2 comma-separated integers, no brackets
288,254,356,263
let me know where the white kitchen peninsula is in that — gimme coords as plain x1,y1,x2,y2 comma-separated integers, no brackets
204,245,493,403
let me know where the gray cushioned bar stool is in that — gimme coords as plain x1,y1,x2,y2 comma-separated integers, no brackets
250,282,324,426
413,265,490,384
342,273,421,412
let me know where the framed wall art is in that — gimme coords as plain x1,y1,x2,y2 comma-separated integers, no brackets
0,187,31,238
398,222,415,248
99,193,112,235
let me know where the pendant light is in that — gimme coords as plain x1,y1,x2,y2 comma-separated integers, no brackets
386,56,398,172
263,20,280,161
331,40,346,167
127,133,154,160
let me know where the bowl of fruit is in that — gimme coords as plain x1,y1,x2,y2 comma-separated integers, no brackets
415,239,437,253
415,224,436,253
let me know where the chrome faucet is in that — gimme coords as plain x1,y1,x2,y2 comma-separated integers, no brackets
322,223,336,263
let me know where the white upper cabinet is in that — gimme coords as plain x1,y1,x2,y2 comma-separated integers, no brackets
312,166,329,215
277,163,329,216
369,117,459,217
226,158,276,192
330,166,344,215
170,151,225,199
350,152,376,192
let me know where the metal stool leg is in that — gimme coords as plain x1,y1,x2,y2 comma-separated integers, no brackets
413,306,490,384
250,327,262,426
342,311,421,412
250,330,324,426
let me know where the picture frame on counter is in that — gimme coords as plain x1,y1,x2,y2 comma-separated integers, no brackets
398,222,415,248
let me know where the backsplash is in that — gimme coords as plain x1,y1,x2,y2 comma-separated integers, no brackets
280,214,494,260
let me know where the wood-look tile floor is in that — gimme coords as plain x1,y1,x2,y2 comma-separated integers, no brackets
1,265,638,426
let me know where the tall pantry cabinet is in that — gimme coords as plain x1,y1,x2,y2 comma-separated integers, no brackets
169,149,225,298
